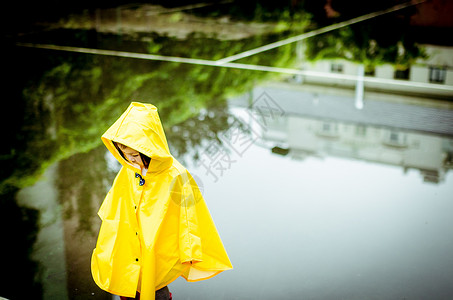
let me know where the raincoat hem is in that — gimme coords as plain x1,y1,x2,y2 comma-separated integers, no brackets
154,265,192,291
103,287,137,298
182,270,224,282
91,252,136,298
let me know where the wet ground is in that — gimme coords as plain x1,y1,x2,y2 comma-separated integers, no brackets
2,1,453,299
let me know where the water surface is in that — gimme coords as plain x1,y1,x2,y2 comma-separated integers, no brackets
2,2,453,299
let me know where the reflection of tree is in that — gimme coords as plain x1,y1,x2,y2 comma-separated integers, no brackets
167,99,256,166
0,187,43,299
56,146,114,299
302,1,427,69
56,146,115,235
187,0,309,26
3,29,296,194
167,100,231,163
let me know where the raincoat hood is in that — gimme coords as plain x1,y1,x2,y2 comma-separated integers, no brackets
101,102,173,174
91,102,232,300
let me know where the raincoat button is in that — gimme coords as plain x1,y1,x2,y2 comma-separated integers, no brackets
136,258,139,262
135,173,145,186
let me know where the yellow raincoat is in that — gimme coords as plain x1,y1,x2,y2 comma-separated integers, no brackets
91,102,232,299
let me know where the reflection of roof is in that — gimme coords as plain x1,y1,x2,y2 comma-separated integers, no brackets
253,84,453,137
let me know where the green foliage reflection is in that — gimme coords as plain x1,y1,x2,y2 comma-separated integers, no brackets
1,30,296,193
302,4,427,70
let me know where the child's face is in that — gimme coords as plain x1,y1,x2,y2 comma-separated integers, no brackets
120,145,145,169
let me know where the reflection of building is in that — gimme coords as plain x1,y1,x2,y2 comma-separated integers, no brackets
283,116,451,184
229,32,453,184
229,82,453,184
293,43,453,101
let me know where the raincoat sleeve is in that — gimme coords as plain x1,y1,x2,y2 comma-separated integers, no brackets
174,171,203,264
174,170,233,282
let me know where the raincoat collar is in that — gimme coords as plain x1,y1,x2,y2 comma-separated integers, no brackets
101,102,173,174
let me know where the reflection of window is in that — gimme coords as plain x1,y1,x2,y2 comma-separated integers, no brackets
365,66,375,76
318,122,339,138
383,131,407,147
394,68,410,80
331,63,343,73
390,132,399,142
429,66,446,84
355,125,367,136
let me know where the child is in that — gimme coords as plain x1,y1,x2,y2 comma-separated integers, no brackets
91,102,232,300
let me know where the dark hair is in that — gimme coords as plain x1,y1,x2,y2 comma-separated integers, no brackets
139,152,151,169
113,141,151,169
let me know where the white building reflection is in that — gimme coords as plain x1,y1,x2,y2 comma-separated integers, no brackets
230,79,453,184
277,115,451,184
292,43,453,100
